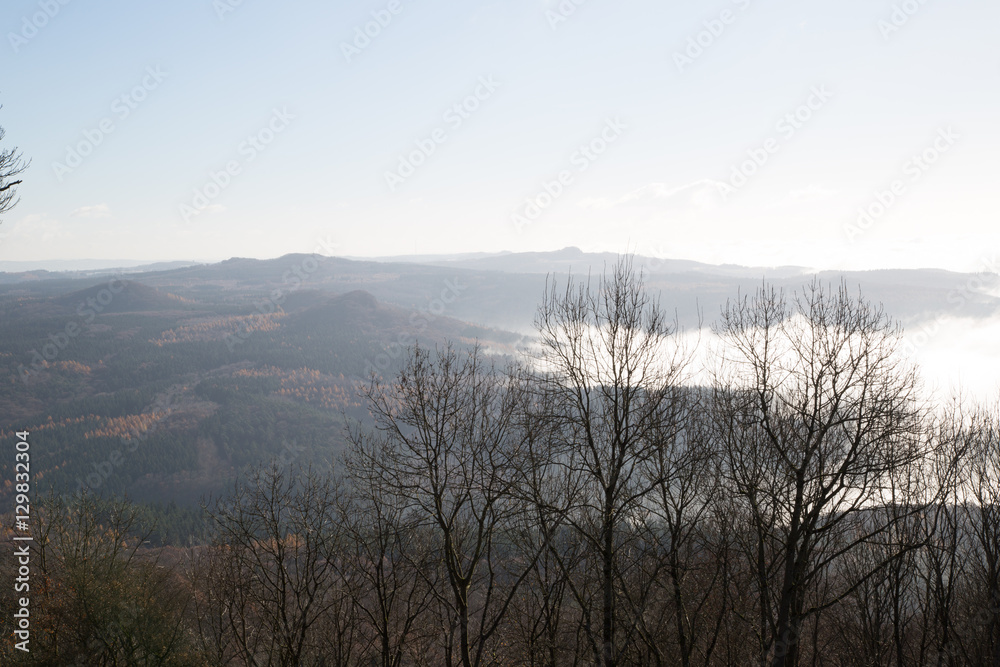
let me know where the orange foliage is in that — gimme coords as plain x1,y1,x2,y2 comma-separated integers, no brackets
151,313,285,346
273,368,361,411
83,412,166,440
53,360,92,374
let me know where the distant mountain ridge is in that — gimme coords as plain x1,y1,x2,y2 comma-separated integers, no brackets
2,249,999,518
54,280,188,313
361,246,810,278
0,259,205,274
2,248,997,332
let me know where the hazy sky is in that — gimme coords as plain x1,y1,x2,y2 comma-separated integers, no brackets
1,0,997,271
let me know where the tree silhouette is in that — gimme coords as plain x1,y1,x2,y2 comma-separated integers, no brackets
0,116,29,221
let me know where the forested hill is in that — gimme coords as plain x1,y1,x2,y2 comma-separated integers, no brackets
3,249,998,542
0,269,521,542
5,249,999,333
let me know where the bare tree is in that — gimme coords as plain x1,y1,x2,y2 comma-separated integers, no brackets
500,379,588,667
529,256,691,667
0,119,29,219
197,465,358,667
350,343,539,667
342,442,437,667
710,280,931,667
629,392,731,667
25,492,193,665
914,403,976,667
954,399,1000,666
828,456,931,667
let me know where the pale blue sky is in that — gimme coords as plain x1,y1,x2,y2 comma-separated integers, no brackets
1,0,997,270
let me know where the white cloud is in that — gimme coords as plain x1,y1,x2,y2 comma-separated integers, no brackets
0,213,66,246
70,204,111,219
580,179,728,212
779,185,836,204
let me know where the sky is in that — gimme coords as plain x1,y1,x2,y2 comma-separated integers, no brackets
0,0,997,271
